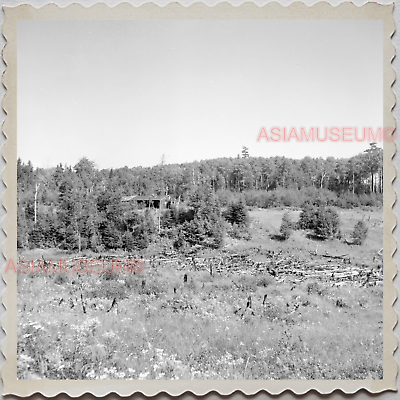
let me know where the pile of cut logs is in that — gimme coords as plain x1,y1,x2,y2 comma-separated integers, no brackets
149,247,383,287
30,246,383,288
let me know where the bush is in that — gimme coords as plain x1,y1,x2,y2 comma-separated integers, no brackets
161,206,182,229
132,225,150,250
298,203,319,230
314,207,340,239
176,186,224,249
299,203,340,240
122,232,136,251
279,212,292,240
224,199,249,227
180,218,224,249
336,192,361,208
173,229,186,251
99,222,123,250
351,220,368,245
335,298,349,308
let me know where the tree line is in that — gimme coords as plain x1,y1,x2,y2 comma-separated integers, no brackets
17,143,382,251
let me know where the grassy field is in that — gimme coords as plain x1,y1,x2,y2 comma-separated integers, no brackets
17,207,383,380
246,207,382,265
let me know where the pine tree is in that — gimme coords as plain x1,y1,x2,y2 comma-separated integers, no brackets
314,208,340,239
279,212,292,240
224,199,249,227
180,186,224,249
351,220,368,245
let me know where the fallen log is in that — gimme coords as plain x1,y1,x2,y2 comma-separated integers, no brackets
321,253,349,260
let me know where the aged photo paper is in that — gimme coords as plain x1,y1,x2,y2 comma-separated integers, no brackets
1,1,397,397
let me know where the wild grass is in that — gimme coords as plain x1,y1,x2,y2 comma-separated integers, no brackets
248,207,382,266
17,207,383,380
17,265,382,380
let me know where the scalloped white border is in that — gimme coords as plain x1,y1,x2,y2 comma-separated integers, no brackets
1,2,397,396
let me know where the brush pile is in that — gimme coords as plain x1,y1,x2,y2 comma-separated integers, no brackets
153,247,383,287
28,246,383,288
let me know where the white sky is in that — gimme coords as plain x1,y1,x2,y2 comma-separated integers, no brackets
17,20,383,169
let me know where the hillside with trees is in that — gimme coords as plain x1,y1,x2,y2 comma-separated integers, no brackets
17,143,382,252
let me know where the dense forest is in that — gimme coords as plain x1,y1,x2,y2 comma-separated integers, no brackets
17,143,383,252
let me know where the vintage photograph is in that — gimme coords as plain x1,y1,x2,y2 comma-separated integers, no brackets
1,2,396,396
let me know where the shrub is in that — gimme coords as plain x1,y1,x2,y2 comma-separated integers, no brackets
161,206,181,229
243,190,278,208
276,188,303,207
181,218,224,249
279,212,292,240
173,229,186,251
132,225,150,250
177,186,224,249
298,203,319,231
224,199,249,227
242,188,342,209
358,193,383,207
178,208,195,224
337,192,360,208
122,232,136,251
299,203,340,240
335,298,349,308
351,220,368,245
143,209,156,235
314,207,340,239
100,222,123,250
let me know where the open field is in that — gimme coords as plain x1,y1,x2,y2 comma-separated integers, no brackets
17,207,383,380
247,207,382,266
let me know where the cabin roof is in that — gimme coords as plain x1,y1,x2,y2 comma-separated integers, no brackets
121,194,169,202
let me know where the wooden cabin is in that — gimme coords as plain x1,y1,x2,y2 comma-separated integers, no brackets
121,194,171,209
